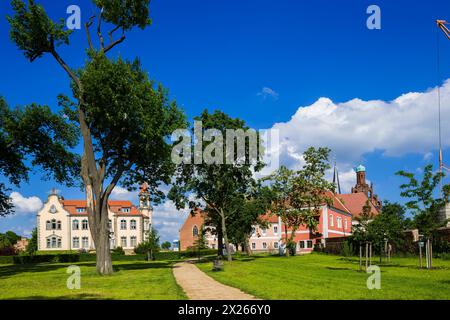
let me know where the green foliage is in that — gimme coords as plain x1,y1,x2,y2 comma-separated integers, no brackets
0,256,14,264
397,164,450,236
112,246,125,255
161,241,171,250
264,147,334,247
26,228,38,255
12,253,80,264
7,0,72,61
0,97,80,216
0,231,21,247
134,227,160,260
94,0,152,30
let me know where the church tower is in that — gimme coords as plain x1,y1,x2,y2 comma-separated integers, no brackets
351,165,382,210
139,182,152,233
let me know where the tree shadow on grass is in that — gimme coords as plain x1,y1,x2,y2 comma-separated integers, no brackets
5,293,111,300
0,262,96,279
0,261,174,279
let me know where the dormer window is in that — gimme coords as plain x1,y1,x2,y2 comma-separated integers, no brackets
122,207,131,213
76,207,85,213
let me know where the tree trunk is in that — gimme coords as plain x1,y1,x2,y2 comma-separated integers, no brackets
93,203,113,275
220,209,232,262
244,234,252,256
217,228,224,257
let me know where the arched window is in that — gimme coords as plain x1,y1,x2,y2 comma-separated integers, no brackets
82,236,89,248
46,220,51,230
130,220,137,230
57,220,62,230
120,220,127,230
192,225,199,237
130,236,137,247
329,214,334,227
82,219,88,230
72,219,79,230
51,219,57,230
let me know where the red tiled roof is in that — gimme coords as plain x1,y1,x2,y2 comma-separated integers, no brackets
61,200,140,215
336,193,380,217
324,190,351,214
259,213,279,223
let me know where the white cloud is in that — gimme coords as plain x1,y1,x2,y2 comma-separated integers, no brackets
257,87,279,100
152,200,189,243
10,192,43,215
110,186,138,201
269,80,450,173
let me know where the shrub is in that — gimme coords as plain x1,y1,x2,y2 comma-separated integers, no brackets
112,247,125,255
0,246,17,256
341,241,353,257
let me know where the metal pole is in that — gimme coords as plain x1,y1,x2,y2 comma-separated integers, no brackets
365,242,369,270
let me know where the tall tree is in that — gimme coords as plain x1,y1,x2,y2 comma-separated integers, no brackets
169,110,264,261
26,228,38,255
8,0,185,274
0,97,79,216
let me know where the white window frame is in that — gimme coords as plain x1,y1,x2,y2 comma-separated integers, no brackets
329,214,334,227
120,220,127,230
72,219,79,230
130,236,137,247
73,237,80,248
337,217,342,229
130,219,137,230
121,236,127,247
82,236,89,249
82,219,89,230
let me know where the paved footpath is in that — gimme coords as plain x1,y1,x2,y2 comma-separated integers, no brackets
173,261,259,300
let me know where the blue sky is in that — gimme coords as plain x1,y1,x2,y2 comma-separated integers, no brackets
1,0,450,242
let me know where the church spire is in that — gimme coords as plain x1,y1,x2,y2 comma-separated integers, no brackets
333,161,341,194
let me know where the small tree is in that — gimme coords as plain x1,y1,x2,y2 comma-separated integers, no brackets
135,227,160,261
26,228,38,255
161,241,171,250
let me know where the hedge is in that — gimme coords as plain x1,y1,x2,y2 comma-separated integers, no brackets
12,253,80,264
0,256,14,264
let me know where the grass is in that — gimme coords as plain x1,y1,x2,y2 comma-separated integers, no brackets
0,259,187,300
197,253,450,300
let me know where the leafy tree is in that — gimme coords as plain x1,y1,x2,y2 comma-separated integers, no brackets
227,182,272,255
365,201,409,259
161,241,171,250
0,97,79,217
193,226,208,251
265,147,334,256
397,164,450,237
26,228,38,255
8,0,185,274
135,227,160,261
169,110,263,262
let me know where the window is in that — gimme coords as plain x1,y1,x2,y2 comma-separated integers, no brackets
251,227,256,236
57,220,61,230
72,219,79,230
120,220,127,230
273,225,278,234
82,219,88,230
337,217,342,229
261,228,267,236
192,225,199,237
51,219,57,230
108,219,112,230
46,238,51,248
82,237,89,249
307,240,313,248
121,236,127,247
329,214,334,227
46,220,51,230
299,241,305,249
274,242,279,249
130,236,137,247
262,242,267,249
122,207,131,213
73,237,79,248
76,207,85,213
344,219,348,230
251,243,256,249
130,220,137,230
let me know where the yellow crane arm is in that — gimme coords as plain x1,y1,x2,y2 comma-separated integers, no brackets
437,20,450,40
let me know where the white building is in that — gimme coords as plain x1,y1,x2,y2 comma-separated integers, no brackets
37,184,152,253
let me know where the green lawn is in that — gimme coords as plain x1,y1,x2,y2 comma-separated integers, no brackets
0,259,186,300
197,253,450,300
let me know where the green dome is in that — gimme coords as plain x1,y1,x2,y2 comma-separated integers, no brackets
355,165,366,172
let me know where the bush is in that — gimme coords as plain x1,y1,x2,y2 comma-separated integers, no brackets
154,251,181,260
0,246,17,256
112,247,125,255
183,248,217,258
